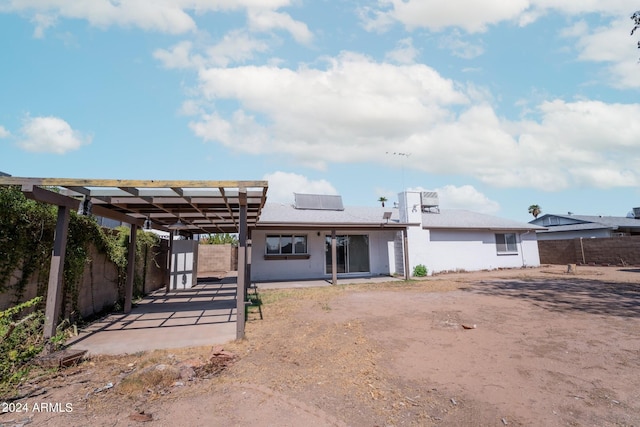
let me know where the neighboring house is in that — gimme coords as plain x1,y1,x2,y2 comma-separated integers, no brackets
250,191,542,282
530,213,640,240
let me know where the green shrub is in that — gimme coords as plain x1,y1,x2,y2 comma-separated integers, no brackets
412,264,428,277
0,297,46,395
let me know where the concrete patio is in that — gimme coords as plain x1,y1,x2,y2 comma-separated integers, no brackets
67,274,402,355
67,277,239,355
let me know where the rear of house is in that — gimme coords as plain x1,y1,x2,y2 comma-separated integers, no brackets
250,191,542,282
399,191,542,274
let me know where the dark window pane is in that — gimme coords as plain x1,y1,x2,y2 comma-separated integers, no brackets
266,236,280,254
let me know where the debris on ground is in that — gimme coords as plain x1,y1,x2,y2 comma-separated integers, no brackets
128,410,153,422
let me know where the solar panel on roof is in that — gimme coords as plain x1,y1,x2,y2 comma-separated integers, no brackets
294,193,344,210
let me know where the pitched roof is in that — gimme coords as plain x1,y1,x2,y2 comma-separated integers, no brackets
256,203,413,230
532,213,640,233
421,209,544,231
256,203,541,232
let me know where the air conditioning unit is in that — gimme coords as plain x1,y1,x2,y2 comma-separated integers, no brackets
633,207,640,219
421,191,439,213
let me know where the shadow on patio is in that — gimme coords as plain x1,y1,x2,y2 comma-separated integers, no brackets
67,277,239,355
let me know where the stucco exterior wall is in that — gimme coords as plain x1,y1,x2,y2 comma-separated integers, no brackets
250,229,398,282
406,229,540,274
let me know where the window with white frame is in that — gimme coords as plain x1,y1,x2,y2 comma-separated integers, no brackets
266,235,308,255
495,233,518,254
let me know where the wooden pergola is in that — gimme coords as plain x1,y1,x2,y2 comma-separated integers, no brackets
0,177,268,343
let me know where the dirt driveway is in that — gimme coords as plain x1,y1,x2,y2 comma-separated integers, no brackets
4,265,640,426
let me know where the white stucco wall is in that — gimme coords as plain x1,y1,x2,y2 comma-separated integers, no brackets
251,229,398,282
406,229,541,274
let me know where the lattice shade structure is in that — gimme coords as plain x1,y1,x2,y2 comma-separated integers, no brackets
0,176,268,343
0,178,268,234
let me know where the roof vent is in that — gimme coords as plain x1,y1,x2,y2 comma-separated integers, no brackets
294,193,344,211
421,191,440,213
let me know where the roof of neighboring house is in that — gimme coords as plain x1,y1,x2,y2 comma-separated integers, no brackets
533,223,614,233
421,209,544,231
531,214,640,233
256,203,414,230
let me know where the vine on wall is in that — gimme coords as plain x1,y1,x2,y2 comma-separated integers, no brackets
0,186,160,318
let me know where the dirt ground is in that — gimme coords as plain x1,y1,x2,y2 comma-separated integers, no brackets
2,265,640,426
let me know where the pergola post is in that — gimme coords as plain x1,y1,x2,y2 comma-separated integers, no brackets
403,228,410,281
331,229,337,285
43,205,71,343
124,223,138,313
246,230,252,290
236,189,248,339
165,231,173,293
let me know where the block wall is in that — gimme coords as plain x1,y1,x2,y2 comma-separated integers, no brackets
0,239,168,320
197,244,238,277
538,236,640,266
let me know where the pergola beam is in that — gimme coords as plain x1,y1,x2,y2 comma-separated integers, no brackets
0,177,268,188
21,184,81,210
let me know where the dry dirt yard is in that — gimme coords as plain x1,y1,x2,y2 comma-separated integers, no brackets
2,265,640,427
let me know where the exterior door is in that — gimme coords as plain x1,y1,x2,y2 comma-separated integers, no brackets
325,235,370,274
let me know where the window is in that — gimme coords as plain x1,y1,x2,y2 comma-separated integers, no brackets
495,233,518,254
266,235,308,255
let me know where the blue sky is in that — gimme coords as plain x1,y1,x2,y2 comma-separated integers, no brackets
1,1,639,223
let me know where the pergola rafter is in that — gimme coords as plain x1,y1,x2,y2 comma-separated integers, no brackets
0,177,269,345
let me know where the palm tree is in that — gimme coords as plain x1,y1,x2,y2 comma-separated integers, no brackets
528,204,542,218
378,196,388,207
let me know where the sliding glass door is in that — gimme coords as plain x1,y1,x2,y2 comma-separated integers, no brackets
325,234,370,274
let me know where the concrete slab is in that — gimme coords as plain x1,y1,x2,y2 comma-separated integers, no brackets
67,273,403,356
67,278,238,356
255,275,403,290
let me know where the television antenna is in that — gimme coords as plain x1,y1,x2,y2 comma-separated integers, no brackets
386,152,411,190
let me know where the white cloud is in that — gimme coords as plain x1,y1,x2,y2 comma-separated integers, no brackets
247,9,312,44
2,0,299,36
438,31,484,59
154,41,203,69
409,184,501,214
563,17,640,89
363,0,530,33
385,38,419,64
191,52,468,169
31,13,57,38
17,116,91,154
262,171,338,203
0,126,10,138
187,52,640,192
205,30,271,67
361,0,634,33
